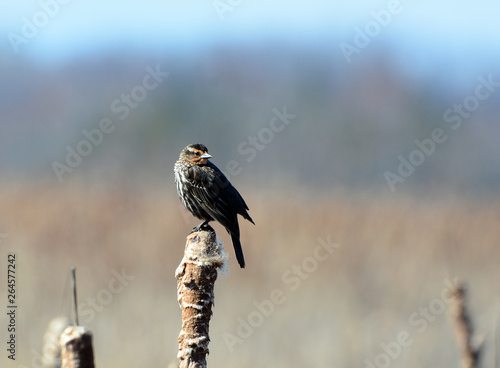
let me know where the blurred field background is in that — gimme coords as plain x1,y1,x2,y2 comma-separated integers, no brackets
1,186,499,367
1,1,500,367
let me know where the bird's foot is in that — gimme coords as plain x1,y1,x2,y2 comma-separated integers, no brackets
189,221,213,234
192,221,208,232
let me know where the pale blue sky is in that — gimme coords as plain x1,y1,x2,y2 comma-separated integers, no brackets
2,0,499,90
2,1,499,57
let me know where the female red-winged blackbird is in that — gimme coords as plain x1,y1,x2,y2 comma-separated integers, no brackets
174,144,254,268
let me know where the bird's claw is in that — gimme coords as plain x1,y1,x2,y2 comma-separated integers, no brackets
189,221,213,234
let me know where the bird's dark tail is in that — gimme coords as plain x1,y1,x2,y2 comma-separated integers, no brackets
231,233,246,268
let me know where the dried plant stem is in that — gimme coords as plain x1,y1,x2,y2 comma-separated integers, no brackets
175,226,226,368
449,280,481,368
72,268,79,326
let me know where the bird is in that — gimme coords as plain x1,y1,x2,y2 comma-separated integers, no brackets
174,144,254,268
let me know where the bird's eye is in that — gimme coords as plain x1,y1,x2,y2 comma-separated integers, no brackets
195,151,201,156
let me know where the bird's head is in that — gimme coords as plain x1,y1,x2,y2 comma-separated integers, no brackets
180,144,212,164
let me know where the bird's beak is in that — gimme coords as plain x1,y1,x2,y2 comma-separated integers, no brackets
200,153,212,159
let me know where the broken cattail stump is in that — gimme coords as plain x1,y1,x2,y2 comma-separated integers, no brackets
449,280,482,368
175,225,227,368
60,326,95,368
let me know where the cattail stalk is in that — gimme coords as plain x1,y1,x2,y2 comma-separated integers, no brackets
176,226,226,368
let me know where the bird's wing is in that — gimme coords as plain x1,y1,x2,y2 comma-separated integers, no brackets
204,162,253,223
184,165,240,234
